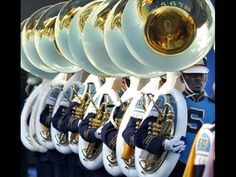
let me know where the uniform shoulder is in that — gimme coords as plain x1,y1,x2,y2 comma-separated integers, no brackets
205,96,215,104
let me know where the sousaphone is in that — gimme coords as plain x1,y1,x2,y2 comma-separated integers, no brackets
104,0,164,78
134,73,188,177
34,2,81,73
121,0,215,71
68,0,106,76
21,7,58,74
35,73,68,149
102,77,149,176
21,19,57,80
51,72,88,154
82,0,127,77
78,78,120,170
68,74,102,154
116,77,161,177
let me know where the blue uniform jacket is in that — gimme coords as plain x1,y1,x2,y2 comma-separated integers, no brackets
51,105,68,132
61,101,81,133
40,104,53,128
78,112,100,143
122,117,142,148
101,105,125,151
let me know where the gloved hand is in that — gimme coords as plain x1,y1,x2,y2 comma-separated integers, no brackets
94,126,103,140
163,136,186,153
46,85,62,106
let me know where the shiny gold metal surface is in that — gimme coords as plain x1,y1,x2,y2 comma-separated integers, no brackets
139,94,175,173
37,16,63,56
79,1,103,32
69,83,95,145
83,94,112,160
60,7,80,29
40,125,52,141
38,16,57,38
144,6,196,55
26,20,38,39
111,0,128,31
94,0,119,32
137,0,151,22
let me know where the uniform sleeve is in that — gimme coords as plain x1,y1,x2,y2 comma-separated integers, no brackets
51,105,67,132
60,102,80,133
134,116,165,155
101,122,118,151
78,112,101,143
39,104,53,128
101,105,125,151
122,117,142,148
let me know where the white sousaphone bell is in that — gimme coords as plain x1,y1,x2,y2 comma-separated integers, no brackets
82,0,127,77
21,19,57,80
21,6,58,74
121,0,215,72
78,78,121,170
104,0,164,78
34,2,81,73
54,0,91,67
68,0,107,76
134,72,188,177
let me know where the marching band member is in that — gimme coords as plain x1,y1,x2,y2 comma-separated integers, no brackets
39,85,68,177
78,78,129,177
60,81,96,177
134,58,215,177
101,77,130,161
121,75,166,155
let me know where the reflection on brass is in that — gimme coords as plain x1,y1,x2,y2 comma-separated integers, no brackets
69,83,95,145
60,7,80,29
55,132,69,146
139,94,175,173
26,20,38,39
107,150,118,165
94,0,119,32
146,0,153,5
37,16,63,56
111,0,128,31
38,16,57,38
137,0,152,22
79,1,102,32
69,133,79,145
40,125,52,141
144,6,196,55
83,94,112,160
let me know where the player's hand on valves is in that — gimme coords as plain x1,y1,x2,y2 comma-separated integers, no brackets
163,136,186,153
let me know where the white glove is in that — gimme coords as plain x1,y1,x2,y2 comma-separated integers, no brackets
94,127,103,140
163,136,186,154
46,85,61,106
